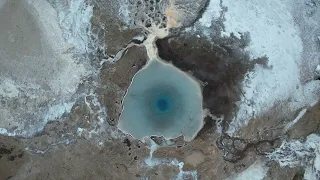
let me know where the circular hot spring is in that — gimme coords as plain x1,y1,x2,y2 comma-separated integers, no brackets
117,59,203,141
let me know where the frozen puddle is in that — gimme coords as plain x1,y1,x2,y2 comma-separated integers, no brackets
0,0,89,136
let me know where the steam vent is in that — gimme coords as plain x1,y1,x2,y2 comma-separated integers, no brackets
118,58,203,141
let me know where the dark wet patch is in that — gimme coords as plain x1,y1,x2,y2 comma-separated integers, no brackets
0,144,13,159
120,136,146,158
292,168,305,180
156,33,268,133
123,138,131,147
196,116,214,140
0,143,24,162
0,136,27,180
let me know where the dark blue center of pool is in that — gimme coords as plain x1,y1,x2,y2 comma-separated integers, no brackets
157,98,168,112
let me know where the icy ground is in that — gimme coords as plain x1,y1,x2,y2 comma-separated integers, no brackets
198,0,320,179
267,134,320,180
220,0,320,134
0,0,92,136
226,160,269,180
199,0,320,135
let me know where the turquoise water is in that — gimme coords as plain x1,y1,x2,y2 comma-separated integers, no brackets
117,59,203,141
156,98,169,112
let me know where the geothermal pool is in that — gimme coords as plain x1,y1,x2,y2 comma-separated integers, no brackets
118,58,203,141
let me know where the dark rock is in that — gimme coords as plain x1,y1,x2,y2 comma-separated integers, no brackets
234,139,247,151
123,138,131,147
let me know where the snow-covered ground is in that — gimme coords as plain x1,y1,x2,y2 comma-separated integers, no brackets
267,134,320,180
142,140,198,180
226,159,269,180
0,0,93,136
200,0,320,134
199,0,221,28
199,2,320,178
223,0,302,134
48,0,94,54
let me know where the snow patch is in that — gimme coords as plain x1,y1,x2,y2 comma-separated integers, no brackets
143,157,198,180
0,128,16,137
25,0,88,95
289,81,320,110
142,140,198,180
0,78,20,98
226,160,269,180
0,0,6,9
25,138,76,155
267,134,320,168
49,0,93,54
267,134,320,180
0,0,91,137
222,0,320,134
316,65,320,74
304,149,320,180
77,127,85,137
284,108,307,132
199,0,221,28
204,109,223,134
44,102,74,122
75,89,114,141
119,0,131,26
0,101,75,137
